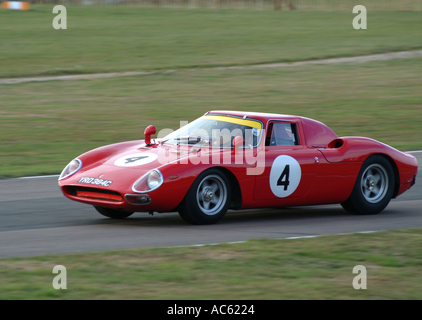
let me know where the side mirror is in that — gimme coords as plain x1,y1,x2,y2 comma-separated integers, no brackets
233,136,244,154
144,125,156,145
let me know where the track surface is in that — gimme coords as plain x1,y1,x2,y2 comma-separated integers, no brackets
0,153,421,258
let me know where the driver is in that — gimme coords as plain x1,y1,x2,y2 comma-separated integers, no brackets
211,122,243,148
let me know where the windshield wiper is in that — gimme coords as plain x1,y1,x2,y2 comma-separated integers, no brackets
174,136,203,145
159,139,169,145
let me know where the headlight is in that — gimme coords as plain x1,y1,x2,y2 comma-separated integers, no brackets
133,169,163,193
59,159,82,180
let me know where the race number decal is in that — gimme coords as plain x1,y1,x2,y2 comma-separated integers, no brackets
114,153,158,167
270,155,301,198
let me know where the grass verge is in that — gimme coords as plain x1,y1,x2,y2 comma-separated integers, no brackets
1,6,422,77
1,228,422,299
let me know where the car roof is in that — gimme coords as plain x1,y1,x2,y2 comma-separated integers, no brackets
207,110,301,122
207,110,339,147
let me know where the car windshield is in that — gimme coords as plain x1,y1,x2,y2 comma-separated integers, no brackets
160,115,263,148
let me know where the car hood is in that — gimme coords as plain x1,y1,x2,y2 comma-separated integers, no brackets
70,141,225,183
60,139,243,192
99,143,209,171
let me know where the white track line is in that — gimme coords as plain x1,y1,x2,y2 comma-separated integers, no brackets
173,230,383,249
17,175,60,179
0,70,175,85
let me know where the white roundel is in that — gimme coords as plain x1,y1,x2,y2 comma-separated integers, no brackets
114,153,158,167
270,155,301,198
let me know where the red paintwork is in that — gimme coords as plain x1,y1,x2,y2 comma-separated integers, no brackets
58,111,418,214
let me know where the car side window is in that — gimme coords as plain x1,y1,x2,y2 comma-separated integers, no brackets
266,122,299,146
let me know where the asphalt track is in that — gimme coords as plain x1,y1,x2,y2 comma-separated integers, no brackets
0,152,421,258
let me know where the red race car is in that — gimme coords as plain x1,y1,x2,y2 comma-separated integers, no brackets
58,111,417,224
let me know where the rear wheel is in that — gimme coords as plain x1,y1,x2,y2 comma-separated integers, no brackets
341,155,394,215
178,169,231,225
94,206,134,219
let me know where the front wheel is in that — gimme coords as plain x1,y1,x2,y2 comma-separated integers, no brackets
178,169,231,225
94,206,134,219
341,155,395,215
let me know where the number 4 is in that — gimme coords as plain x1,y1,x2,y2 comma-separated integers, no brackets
277,165,290,190
125,156,148,164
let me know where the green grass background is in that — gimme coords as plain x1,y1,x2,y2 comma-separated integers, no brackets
1,58,421,177
0,6,421,300
1,229,422,299
1,7,421,177
1,6,422,77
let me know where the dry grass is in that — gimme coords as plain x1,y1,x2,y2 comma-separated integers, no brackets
1,229,422,299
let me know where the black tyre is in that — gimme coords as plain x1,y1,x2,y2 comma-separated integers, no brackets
94,206,134,219
341,155,395,215
178,169,231,225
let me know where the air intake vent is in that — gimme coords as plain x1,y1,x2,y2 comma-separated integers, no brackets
65,186,123,202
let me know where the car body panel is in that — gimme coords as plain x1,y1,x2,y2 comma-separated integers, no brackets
58,110,418,216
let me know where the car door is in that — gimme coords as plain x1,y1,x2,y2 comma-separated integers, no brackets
254,121,320,201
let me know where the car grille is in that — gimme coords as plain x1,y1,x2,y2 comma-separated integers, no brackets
65,186,123,202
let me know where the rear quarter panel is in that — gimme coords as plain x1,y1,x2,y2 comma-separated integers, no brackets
318,136,418,198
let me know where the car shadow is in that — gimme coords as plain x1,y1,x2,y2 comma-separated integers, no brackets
85,204,351,227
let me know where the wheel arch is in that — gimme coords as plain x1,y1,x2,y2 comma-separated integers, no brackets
210,167,243,210
174,166,243,214
341,153,397,215
366,153,400,199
